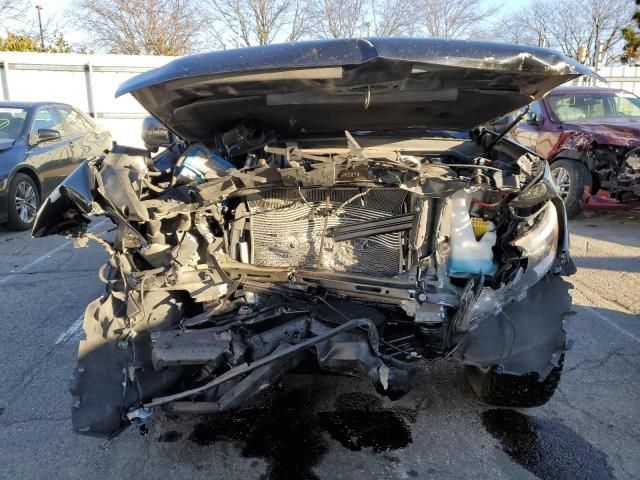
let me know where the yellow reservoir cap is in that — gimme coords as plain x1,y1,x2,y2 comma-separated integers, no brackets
471,217,491,240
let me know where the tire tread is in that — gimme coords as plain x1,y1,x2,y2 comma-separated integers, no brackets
467,356,563,408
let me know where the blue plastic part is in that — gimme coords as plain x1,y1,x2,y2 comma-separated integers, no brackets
181,144,235,177
449,258,497,275
211,152,235,169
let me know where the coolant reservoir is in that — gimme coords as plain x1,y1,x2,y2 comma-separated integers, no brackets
448,189,497,275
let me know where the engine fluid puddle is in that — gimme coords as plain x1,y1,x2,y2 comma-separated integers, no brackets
189,389,328,480
318,392,414,452
188,390,415,480
157,430,182,442
482,409,615,480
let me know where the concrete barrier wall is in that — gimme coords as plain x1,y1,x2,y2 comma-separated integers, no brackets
592,66,640,96
2,52,640,149
0,52,174,148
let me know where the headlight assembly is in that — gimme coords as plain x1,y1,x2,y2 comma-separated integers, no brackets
512,201,559,285
470,201,559,323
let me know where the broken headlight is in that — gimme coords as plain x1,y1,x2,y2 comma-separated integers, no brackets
512,202,559,285
469,201,559,323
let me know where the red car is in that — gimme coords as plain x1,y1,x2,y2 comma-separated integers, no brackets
507,86,640,217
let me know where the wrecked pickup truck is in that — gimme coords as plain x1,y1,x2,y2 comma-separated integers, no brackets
32,38,590,437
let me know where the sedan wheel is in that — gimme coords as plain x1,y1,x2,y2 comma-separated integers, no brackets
15,181,38,224
6,173,40,231
551,166,571,199
549,159,592,219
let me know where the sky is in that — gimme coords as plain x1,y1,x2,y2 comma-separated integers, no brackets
4,0,534,51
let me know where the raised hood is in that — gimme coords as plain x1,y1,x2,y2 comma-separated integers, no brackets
116,38,596,142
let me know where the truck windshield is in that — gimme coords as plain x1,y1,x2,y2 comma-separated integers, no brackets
547,91,640,122
0,107,28,140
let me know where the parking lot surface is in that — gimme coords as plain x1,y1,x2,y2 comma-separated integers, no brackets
1,211,639,480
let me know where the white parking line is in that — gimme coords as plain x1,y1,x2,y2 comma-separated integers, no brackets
587,306,640,344
0,219,108,286
55,314,84,345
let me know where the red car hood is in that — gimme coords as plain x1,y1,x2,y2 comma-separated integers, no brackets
562,118,640,148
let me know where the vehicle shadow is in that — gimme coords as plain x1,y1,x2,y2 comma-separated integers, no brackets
569,303,640,334
573,255,640,273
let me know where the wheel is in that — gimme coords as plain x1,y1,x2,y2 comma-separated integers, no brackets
6,173,40,230
465,355,563,408
550,159,592,219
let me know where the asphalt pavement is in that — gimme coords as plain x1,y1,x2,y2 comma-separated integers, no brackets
0,211,639,480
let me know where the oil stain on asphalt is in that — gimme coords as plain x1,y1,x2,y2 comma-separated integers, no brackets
156,430,182,443
185,389,415,480
482,409,615,480
318,391,414,452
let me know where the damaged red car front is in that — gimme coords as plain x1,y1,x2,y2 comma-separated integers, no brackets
507,86,640,217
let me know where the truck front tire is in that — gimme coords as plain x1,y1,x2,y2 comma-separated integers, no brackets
465,356,563,408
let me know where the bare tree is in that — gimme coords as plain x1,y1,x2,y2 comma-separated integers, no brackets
311,0,367,38
419,0,494,39
207,0,421,46
71,0,203,55
489,13,544,46
495,0,633,65
287,0,310,41
588,0,634,64
488,2,549,46
0,0,29,25
370,0,419,36
206,0,299,48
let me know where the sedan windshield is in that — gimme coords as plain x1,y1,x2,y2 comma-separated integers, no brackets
0,107,28,140
547,91,640,122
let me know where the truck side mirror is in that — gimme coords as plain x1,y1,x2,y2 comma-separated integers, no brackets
141,116,173,152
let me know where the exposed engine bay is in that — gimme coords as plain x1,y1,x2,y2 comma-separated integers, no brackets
590,145,640,201
34,127,573,436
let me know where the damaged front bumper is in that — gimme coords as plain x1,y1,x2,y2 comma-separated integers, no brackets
35,135,574,437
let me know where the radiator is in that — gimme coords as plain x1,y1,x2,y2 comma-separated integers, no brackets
244,187,409,277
